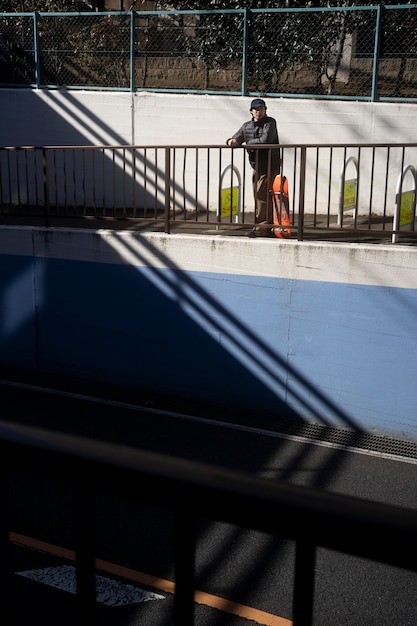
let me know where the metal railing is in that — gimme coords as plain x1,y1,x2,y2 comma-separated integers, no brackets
1,417,417,625
1,142,417,244
1,5,417,102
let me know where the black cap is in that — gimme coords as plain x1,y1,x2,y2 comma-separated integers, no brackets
250,98,266,109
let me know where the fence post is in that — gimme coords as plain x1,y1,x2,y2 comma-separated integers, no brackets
241,8,249,96
130,10,135,92
371,4,384,102
33,12,41,89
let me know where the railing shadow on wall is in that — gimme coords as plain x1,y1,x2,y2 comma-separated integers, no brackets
1,417,416,626
1,143,417,245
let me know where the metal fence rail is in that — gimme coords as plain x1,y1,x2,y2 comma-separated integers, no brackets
1,417,416,625
1,142,417,244
1,5,417,102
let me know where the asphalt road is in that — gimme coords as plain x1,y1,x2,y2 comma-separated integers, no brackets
1,371,417,626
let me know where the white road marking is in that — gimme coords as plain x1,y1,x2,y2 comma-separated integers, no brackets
16,565,166,607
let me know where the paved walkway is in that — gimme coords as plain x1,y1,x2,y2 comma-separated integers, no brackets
1,212,414,245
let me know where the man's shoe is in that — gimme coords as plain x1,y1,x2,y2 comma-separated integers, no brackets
248,228,275,238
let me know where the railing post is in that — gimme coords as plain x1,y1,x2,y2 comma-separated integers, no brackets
173,511,195,625
42,147,50,228
0,462,15,625
74,478,97,625
165,147,171,234
292,539,316,626
297,146,306,241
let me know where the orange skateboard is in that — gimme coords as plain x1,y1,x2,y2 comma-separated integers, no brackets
271,175,291,239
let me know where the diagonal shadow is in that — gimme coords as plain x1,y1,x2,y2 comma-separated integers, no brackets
110,231,359,430
43,90,209,215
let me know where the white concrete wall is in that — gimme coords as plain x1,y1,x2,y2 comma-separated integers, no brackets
2,89,417,215
2,88,416,146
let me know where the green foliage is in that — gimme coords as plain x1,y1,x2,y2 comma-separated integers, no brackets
157,1,415,8
154,1,377,93
1,1,416,95
0,0,90,11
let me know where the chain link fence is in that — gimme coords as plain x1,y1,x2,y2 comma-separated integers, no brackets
0,6,417,100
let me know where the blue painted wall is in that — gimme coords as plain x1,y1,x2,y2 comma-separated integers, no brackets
1,227,417,441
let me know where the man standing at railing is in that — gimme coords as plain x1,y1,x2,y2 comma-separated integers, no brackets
226,98,280,237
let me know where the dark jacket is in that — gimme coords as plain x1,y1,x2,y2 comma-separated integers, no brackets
227,115,280,175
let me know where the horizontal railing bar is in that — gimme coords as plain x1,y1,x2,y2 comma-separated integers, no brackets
2,143,417,149
0,418,416,572
1,143,416,245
